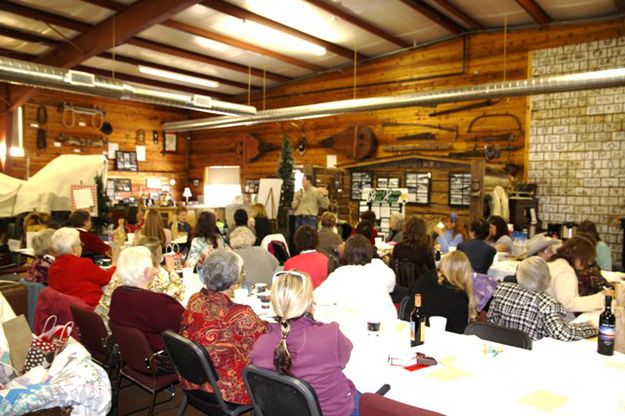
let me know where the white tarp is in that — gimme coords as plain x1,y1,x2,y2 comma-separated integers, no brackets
8,155,107,216
0,172,25,217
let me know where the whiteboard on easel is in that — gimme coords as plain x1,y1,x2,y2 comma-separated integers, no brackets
257,178,283,220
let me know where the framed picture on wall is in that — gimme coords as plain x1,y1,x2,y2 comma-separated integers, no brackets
351,171,373,200
448,173,471,207
163,133,177,153
115,151,138,172
406,172,431,205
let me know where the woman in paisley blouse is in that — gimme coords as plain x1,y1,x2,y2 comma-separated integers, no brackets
179,248,267,405
185,211,226,270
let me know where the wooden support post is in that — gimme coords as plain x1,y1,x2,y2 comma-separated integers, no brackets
470,159,486,219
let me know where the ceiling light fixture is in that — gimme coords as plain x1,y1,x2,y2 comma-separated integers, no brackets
138,65,219,88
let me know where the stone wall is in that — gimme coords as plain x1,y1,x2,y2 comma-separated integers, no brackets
529,37,625,268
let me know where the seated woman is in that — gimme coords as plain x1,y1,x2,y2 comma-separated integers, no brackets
179,249,267,405
435,213,465,254
25,229,55,285
96,235,185,329
316,211,343,258
48,228,115,307
136,208,172,248
251,271,359,416
352,210,378,244
250,203,272,246
185,211,226,269
410,251,476,334
577,220,612,271
391,216,436,287
229,225,278,286
68,210,111,258
315,235,396,324
385,212,404,243
487,215,512,253
284,225,329,288
109,246,184,352
457,219,496,274
124,206,145,233
488,257,598,341
547,237,612,315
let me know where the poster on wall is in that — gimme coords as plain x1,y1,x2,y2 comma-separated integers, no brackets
406,172,431,205
115,151,138,172
448,173,471,207
351,171,373,200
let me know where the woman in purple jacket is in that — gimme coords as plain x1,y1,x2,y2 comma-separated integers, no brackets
250,271,360,416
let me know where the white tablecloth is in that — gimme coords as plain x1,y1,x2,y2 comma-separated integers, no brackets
343,325,625,416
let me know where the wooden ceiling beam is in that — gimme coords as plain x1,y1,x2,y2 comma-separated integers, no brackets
0,48,37,62
80,0,322,71
128,37,289,82
303,0,411,48
431,0,484,30
38,0,202,69
202,0,368,60
613,0,625,12
399,0,465,34
161,20,324,71
76,65,232,100
98,52,251,90
0,2,90,32
515,0,552,24
0,25,61,46
1,2,289,87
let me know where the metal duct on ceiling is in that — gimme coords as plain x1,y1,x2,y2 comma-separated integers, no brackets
162,68,625,132
0,56,257,116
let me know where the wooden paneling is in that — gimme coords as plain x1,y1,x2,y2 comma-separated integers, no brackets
7,90,191,201
189,19,625,214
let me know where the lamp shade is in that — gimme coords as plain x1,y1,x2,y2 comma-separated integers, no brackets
182,187,192,198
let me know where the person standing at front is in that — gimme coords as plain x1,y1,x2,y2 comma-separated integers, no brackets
292,174,329,229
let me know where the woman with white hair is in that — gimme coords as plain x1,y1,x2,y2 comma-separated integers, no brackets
488,256,598,341
108,246,184,351
47,227,115,307
179,249,267,405
25,228,56,285
385,212,404,243
229,225,278,286
251,271,359,416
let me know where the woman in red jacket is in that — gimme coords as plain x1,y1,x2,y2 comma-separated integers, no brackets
48,227,115,307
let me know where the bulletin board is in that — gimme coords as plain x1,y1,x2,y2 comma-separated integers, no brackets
350,171,373,200
406,172,432,205
448,173,471,207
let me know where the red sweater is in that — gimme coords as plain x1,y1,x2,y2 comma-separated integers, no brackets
283,251,329,289
78,229,110,257
109,286,184,351
48,254,115,307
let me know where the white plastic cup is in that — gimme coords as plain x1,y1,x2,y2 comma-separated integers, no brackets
127,233,135,244
181,267,193,280
429,316,447,332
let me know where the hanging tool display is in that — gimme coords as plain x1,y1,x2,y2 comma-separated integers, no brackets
59,102,105,129
56,133,108,147
466,133,516,142
383,143,452,152
396,132,436,141
448,144,522,161
429,99,498,117
467,112,524,135
319,126,377,160
382,122,458,140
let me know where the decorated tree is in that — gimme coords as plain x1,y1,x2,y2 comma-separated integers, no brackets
277,135,294,228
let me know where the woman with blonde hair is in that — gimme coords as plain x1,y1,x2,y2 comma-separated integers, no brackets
251,271,359,416
136,208,171,247
250,203,271,246
409,250,476,333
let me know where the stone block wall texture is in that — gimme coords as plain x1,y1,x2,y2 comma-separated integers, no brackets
529,37,625,268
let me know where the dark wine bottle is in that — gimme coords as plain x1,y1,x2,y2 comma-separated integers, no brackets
598,295,615,356
410,294,425,347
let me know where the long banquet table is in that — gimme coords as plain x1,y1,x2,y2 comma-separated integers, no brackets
181,273,625,416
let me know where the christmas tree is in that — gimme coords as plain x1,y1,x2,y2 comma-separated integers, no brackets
277,134,295,208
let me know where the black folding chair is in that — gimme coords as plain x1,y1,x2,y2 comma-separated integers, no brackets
464,321,532,350
162,330,252,416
